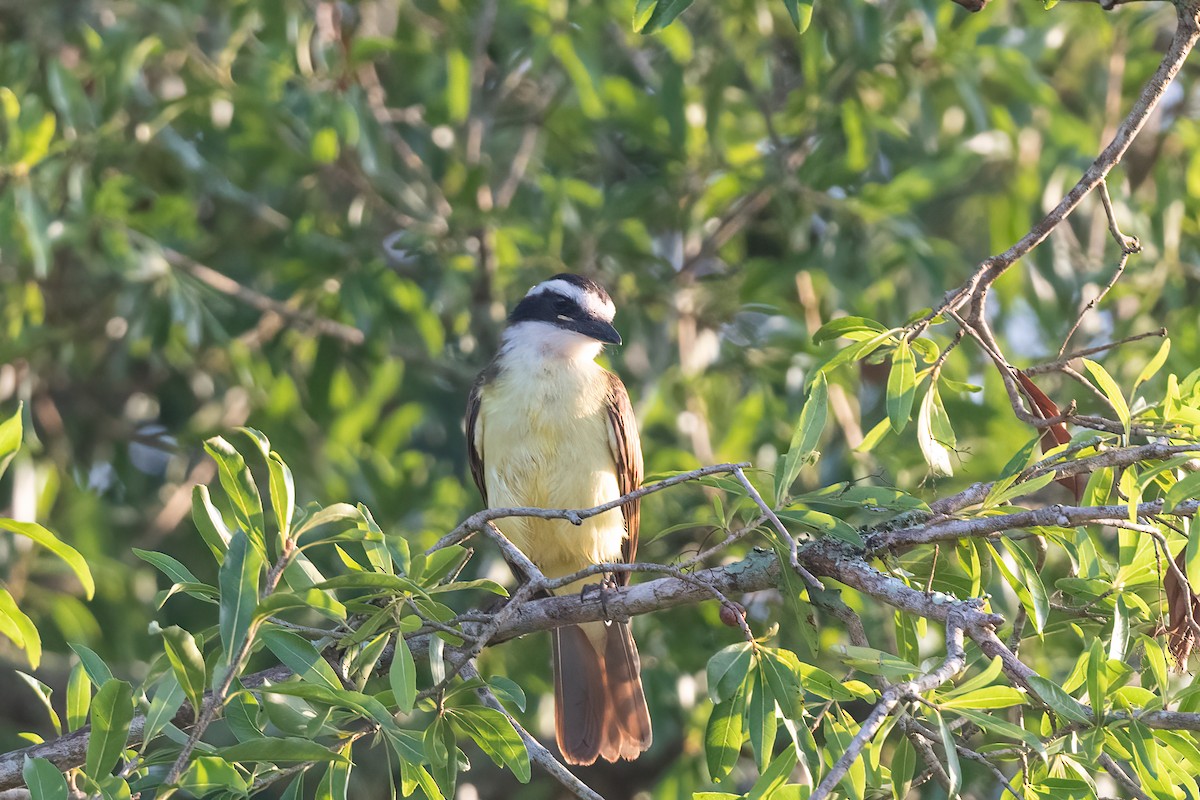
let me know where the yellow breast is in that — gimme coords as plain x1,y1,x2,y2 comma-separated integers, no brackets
477,357,626,581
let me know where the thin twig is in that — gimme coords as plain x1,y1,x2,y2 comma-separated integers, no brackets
733,466,824,590
809,617,967,800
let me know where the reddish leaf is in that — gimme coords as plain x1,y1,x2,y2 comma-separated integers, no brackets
1015,371,1084,501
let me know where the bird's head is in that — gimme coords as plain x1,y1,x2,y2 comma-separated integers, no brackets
501,274,621,361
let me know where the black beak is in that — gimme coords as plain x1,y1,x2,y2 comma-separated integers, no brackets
571,317,622,345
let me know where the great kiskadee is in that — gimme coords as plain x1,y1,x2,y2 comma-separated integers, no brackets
465,273,652,765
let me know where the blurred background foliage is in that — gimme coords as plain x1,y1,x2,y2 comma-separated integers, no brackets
1,0,1199,796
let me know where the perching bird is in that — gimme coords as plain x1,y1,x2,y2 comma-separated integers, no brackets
465,274,652,765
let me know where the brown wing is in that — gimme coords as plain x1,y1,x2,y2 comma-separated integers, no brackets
605,370,643,585
465,367,491,505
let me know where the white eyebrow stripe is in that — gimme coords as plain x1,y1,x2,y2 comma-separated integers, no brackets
526,278,615,322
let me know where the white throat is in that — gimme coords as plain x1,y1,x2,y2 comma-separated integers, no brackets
500,321,605,366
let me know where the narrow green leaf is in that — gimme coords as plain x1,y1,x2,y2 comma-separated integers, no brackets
141,673,185,748
891,735,915,800
69,644,114,687
706,642,753,703
776,372,828,503
811,316,887,344
205,435,265,550
16,672,60,735
944,656,1004,698
255,588,347,623
260,627,342,690
705,674,748,782
1109,594,1129,661
917,385,953,476
1165,469,1200,514
0,520,94,599
938,686,1026,709
315,744,352,800
935,709,961,797
1004,541,1050,635
450,706,531,782
746,664,776,771
1082,359,1131,435
221,736,351,764
747,745,796,800
0,588,40,667
269,451,296,541
66,662,90,732
0,402,22,481
219,529,263,669
951,707,1047,762
160,625,207,717
23,756,68,800
1025,675,1092,725
192,485,232,558
133,548,201,587
781,0,814,32
776,508,863,546
887,339,917,433
225,689,264,742
390,633,418,714
1133,338,1170,394
1086,637,1106,722
635,0,695,33
179,756,248,796
85,680,134,779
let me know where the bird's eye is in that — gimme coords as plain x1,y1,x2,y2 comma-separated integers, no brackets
553,297,574,314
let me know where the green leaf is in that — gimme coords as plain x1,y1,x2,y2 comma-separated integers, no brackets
776,508,863,546
1025,675,1092,725
142,673,185,747
178,756,248,796
1134,338,1170,395
950,707,1047,762
1086,637,1106,722
776,372,828,503
450,706,530,782
133,548,201,587
917,384,954,476
891,735,915,800
255,588,347,623
705,672,748,782
205,435,266,550
160,625,207,717
938,686,1026,709
221,736,351,764
0,520,94,600
1165,469,1200,513
781,0,814,32
935,709,961,797
1004,540,1050,635
390,632,418,714
16,672,61,735
0,402,22,481
66,661,90,732
747,745,796,799
85,680,134,779
746,664,776,771
986,541,1046,635
219,530,263,668
1082,359,1131,436
487,676,526,713
0,587,40,667
69,644,114,687
758,647,808,718
1109,594,1129,662
269,451,296,541
811,316,887,344
260,627,343,690
23,756,68,800
634,0,695,33
706,642,754,703
192,485,232,558
886,339,917,433
316,744,353,800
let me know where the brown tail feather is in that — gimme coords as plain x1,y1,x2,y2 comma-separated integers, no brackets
552,622,652,765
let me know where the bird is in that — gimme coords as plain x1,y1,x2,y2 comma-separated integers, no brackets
465,273,652,765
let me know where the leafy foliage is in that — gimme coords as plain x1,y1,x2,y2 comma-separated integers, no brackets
3,0,1200,798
